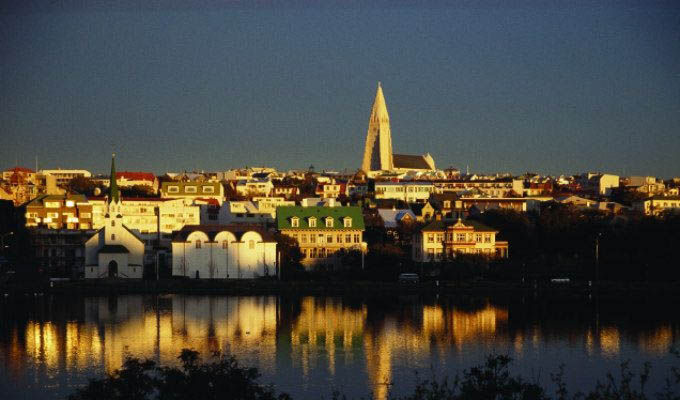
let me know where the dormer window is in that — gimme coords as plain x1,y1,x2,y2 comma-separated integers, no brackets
308,217,317,228
443,201,451,209
325,217,334,228
343,217,352,228
185,186,197,193
167,186,179,193
291,217,299,228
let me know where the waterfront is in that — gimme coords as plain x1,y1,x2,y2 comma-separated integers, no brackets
0,294,678,399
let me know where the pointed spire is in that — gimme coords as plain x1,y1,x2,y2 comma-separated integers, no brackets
361,82,394,173
108,153,119,204
371,82,389,122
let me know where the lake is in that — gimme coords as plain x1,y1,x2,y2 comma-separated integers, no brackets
0,293,678,399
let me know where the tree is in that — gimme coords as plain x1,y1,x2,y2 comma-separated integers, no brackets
273,232,306,280
67,176,99,196
68,349,291,400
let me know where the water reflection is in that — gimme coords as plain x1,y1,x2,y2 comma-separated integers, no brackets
0,294,678,400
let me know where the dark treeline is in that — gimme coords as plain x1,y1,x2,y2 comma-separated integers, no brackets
279,202,680,283
68,349,680,400
471,204,680,282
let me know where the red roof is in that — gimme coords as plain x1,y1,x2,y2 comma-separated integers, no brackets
116,171,156,182
4,166,34,174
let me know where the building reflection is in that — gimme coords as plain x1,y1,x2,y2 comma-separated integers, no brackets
2,295,678,400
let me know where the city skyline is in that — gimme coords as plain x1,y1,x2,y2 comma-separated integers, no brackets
1,1,679,178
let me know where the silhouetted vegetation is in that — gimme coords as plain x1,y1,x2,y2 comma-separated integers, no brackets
69,349,680,400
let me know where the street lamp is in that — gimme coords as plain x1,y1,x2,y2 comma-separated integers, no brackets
595,232,602,284
0,231,13,253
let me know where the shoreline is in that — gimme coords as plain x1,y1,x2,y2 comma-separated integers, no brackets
2,278,680,297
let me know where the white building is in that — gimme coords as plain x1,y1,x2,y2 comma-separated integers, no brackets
84,156,144,279
171,225,277,279
374,181,436,203
40,169,92,186
234,178,274,198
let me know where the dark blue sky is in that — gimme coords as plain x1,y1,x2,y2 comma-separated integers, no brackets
2,1,679,177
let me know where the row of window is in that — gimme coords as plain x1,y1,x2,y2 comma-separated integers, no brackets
194,240,257,250
291,233,361,244
166,185,216,194
427,232,492,243
290,216,352,228
302,247,338,259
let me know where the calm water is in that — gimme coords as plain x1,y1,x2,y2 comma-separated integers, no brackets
0,293,678,399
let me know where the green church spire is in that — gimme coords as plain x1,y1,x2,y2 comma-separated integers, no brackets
108,153,119,204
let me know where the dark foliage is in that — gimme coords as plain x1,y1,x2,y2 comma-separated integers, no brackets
68,349,291,400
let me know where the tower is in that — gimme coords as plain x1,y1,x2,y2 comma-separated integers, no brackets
107,153,121,216
361,82,394,174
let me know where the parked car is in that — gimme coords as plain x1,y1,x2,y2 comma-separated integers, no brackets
398,273,419,283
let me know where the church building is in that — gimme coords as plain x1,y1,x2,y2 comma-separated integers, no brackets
84,155,145,279
360,83,436,177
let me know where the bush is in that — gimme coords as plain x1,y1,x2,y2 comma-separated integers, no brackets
68,349,291,400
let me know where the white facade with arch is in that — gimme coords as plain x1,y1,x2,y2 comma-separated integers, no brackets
172,225,277,279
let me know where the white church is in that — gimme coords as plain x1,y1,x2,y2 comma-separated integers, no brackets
84,155,145,279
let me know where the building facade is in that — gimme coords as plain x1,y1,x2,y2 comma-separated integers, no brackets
171,225,277,279
160,181,224,205
412,219,509,262
277,206,366,267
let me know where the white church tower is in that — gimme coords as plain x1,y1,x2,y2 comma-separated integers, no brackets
361,82,394,175
84,154,144,279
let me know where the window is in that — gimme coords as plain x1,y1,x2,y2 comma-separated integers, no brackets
111,234,116,240
301,234,307,244
185,186,197,193
65,200,75,207
309,217,317,228
443,201,450,209
319,248,326,258
353,234,360,243
343,217,352,228
167,186,179,193
310,235,316,244
435,233,443,243
222,240,228,249
196,240,201,249
310,248,317,258
345,234,352,243
291,217,299,228
337,234,342,243
456,233,466,242
249,240,254,249
476,233,482,242
140,207,147,213
484,234,492,243
325,217,334,228
326,235,333,244
111,220,116,227
203,186,215,193
427,233,434,243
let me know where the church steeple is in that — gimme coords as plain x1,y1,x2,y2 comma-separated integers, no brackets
108,153,120,204
361,82,394,174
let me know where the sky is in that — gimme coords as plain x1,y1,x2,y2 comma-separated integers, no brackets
1,0,679,178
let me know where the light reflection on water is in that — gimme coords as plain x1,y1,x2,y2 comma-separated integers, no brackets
0,294,678,399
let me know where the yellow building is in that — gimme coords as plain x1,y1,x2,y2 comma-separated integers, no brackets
412,218,508,262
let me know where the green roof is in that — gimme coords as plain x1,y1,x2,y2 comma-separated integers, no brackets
276,206,365,230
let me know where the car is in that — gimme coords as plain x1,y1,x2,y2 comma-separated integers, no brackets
398,273,420,283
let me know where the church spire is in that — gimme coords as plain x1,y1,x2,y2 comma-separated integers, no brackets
361,82,394,174
108,153,119,204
